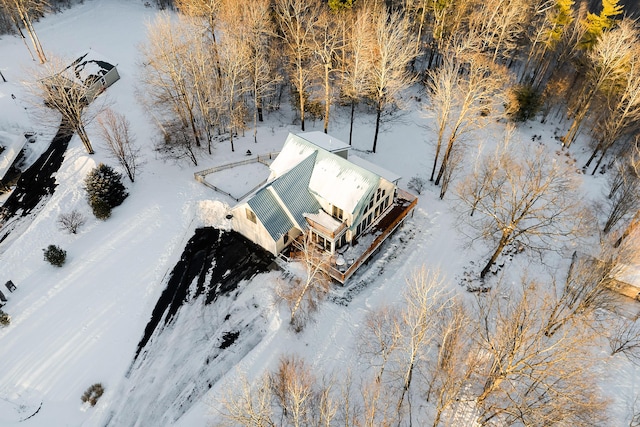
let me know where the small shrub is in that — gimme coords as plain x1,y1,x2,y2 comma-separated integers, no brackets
43,245,66,267
507,84,542,122
81,383,104,407
408,176,426,195
0,310,10,326
57,210,86,234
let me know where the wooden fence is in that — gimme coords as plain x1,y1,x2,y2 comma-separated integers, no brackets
194,152,279,201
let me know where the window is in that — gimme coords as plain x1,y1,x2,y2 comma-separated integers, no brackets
376,188,382,202
246,208,256,223
283,233,289,244
332,205,344,220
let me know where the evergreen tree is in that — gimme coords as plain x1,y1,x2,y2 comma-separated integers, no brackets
43,245,67,267
546,0,575,47
581,0,624,49
328,0,352,12
84,163,128,219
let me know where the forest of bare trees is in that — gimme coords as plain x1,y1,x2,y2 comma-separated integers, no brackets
6,0,640,424
217,265,631,426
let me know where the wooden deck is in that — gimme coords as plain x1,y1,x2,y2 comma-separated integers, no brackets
327,189,417,284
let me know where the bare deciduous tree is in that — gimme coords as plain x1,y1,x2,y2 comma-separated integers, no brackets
239,0,280,143
607,314,640,364
367,8,418,153
57,210,86,234
0,0,47,63
216,14,250,152
425,42,510,197
96,108,141,183
585,55,640,175
470,0,532,63
543,236,640,337
394,267,451,422
31,56,103,154
277,232,332,331
458,143,587,278
341,7,372,145
426,299,475,427
275,0,321,132
601,157,640,234
563,19,638,148
312,9,341,135
456,129,512,217
271,356,316,427
471,281,608,426
358,305,402,383
216,374,275,427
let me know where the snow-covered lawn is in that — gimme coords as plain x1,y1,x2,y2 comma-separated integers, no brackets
0,1,636,426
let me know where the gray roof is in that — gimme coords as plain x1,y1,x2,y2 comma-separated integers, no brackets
247,152,321,240
248,188,294,241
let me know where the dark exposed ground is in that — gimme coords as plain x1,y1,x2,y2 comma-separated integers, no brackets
0,121,71,242
134,227,274,361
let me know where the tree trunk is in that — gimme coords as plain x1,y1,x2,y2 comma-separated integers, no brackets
323,64,330,134
372,103,382,153
254,94,259,143
434,137,454,186
614,210,640,248
584,141,603,168
480,231,510,278
77,125,94,154
591,145,611,175
430,135,442,182
299,68,306,132
349,100,355,146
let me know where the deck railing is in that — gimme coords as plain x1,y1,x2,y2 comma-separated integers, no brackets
327,190,418,284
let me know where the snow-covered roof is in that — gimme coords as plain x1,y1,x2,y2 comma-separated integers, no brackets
618,264,640,287
304,210,343,234
297,131,350,154
270,133,380,214
0,131,27,180
349,155,401,184
62,49,117,85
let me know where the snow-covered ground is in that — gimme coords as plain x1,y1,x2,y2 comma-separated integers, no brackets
0,1,636,426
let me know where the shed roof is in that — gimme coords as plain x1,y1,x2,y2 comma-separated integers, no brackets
61,49,117,86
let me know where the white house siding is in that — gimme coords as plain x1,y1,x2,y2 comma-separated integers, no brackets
231,204,279,256
352,179,396,238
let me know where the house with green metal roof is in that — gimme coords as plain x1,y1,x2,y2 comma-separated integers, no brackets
231,132,411,278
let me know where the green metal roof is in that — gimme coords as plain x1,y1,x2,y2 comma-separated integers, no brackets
247,189,294,241
271,152,321,229
248,153,321,240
